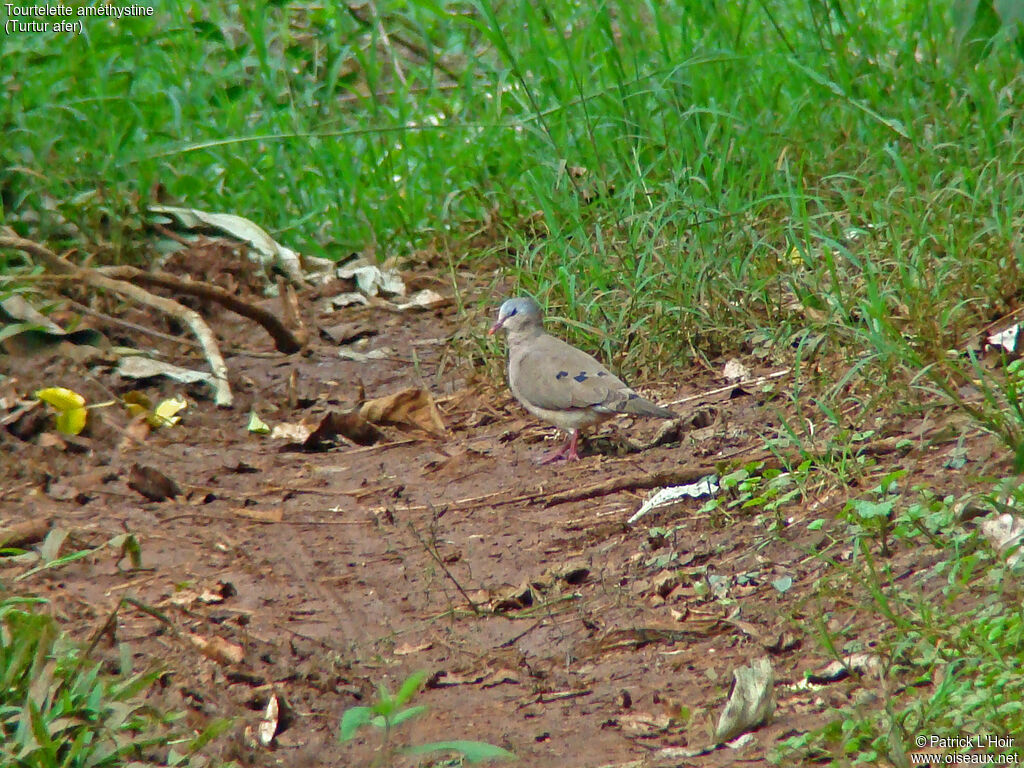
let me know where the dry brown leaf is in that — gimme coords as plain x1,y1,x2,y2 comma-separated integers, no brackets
651,569,680,597
359,387,446,437
0,518,51,549
618,711,674,738
539,559,590,586
319,321,377,345
669,607,689,622
491,581,535,612
765,629,801,654
187,632,244,665
305,411,384,449
127,464,179,502
38,432,66,449
118,414,151,450
200,581,235,604
168,590,201,607
723,616,763,641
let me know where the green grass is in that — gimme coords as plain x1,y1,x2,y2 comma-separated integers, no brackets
700,462,1024,764
5,1,1024,763
4,1,1022,373
0,533,228,767
776,481,1024,765
0,596,207,768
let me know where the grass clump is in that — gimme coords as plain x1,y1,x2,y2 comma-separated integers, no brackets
0,596,204,768
778,482,1024,765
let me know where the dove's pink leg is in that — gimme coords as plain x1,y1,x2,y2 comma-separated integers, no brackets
538,430,582,464
564,430,582,461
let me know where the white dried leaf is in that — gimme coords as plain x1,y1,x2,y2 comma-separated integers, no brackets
337,261,406,297
394,289,445,311
981,513,1024,566
1,295,64,333
808,653,882,684
988,324,1021,354
117,356,214,388
714,657,775,743
723,358,751,382
148,205,305,283
629,474,719,524
330,292,371,308
270,421,313,442
258,694,279,746
726,733,755,749
338,346,394,362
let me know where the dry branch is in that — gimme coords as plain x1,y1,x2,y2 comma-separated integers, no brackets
99,265,306,353
276,274,307,349
0,230,232,406
542,466,720,507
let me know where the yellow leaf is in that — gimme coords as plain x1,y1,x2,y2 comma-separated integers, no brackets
35,387,86,410
122,391,153,419
247,411,270,434
151,396,188,428
35,387,88,435
56,406,88,435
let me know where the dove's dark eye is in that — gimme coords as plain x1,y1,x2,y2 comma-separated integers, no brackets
508,307,518,318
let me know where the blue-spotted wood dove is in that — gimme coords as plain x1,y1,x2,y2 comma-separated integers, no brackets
489,297,675,463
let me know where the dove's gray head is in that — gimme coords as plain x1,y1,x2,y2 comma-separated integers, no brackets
489,296,543,336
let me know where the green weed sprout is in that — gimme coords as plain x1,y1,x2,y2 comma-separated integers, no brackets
339,670,515,765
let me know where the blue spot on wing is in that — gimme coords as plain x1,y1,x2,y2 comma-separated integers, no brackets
628,392,639,400
556,371,569,379
597,371,608,377
574,372,588,382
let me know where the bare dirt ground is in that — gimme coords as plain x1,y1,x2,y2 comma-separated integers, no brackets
0,250,1004,767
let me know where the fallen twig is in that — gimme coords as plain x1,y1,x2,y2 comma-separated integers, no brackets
66,297,200,347
542,466,719,507
99,264,306,353
0,230,233,406
345,2,461,82
666,368,789,407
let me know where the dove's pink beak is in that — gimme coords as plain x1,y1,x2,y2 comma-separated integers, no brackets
488,319,503,336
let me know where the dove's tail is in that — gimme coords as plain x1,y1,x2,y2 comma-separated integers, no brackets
605,391,675,419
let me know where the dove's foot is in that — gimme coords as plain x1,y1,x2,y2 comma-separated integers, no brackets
536,431,582,464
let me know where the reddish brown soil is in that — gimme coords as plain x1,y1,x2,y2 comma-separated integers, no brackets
0,254,1004,767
